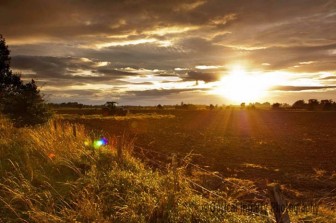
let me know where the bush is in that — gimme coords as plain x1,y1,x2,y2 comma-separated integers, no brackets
0,34,51,126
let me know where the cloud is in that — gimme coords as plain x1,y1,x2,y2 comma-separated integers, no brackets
2,0,335,50
1,0,336,104
245,43,336,72
272,85,336,91
94,68,137,76
12,56,135,77
1,0,208,42
184,71,221,82
320,75,336,80
127,88,208,97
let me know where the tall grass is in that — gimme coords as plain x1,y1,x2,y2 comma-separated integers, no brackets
0,116,332,222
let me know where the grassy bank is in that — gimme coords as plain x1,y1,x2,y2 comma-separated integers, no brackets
0,116,333,222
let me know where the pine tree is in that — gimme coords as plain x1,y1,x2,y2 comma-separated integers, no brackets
0,34,51,126
0,35,23,98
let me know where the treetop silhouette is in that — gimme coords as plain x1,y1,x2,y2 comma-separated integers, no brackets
0,34,51,126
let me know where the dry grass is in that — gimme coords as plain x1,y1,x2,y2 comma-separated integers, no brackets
0,115,334,222
0,116,270,222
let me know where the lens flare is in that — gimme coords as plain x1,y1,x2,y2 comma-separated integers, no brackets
93,137,108,149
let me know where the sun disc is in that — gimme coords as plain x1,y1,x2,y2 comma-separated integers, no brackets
215,66,272,103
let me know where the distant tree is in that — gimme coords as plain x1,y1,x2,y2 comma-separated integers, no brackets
308,99,319,110
321,99,333,111
105,101,117,109
176,102,196,110
157,104,163,109
52,102,85,109
250,102,270,109
48,102,88,109
247,103,256,110
240,102,245,109
282,103,290,109
292,100,306,109
262,102,271,108
272,103,281,110
0,34,51,126
209,104,215,110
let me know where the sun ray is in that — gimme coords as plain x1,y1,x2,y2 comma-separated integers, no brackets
214,65,279,103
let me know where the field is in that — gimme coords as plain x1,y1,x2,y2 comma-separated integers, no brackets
0,114,280,223
1,109,336,222
61,109,336,203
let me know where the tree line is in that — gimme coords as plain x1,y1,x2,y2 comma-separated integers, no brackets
241,100,336,111
296,99,335,111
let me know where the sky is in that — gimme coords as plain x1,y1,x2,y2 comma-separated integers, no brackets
1,0,336,105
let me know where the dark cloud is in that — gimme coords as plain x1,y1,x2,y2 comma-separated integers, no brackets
11,55,138,85
156,73,179,77
272,85,336,91
127,88,208,97
2,0,335,51
126,82,154,85
184,71,221,82
0,0,206,40
120,88,222,106
45,89,101,96
12,55,68,76
95,68,137,76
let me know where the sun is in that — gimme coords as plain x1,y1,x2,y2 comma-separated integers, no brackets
214,66,273,103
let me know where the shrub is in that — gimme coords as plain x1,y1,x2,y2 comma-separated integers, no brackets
0,34,51,126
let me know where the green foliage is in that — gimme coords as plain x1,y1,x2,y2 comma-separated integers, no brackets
0,34,51,126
